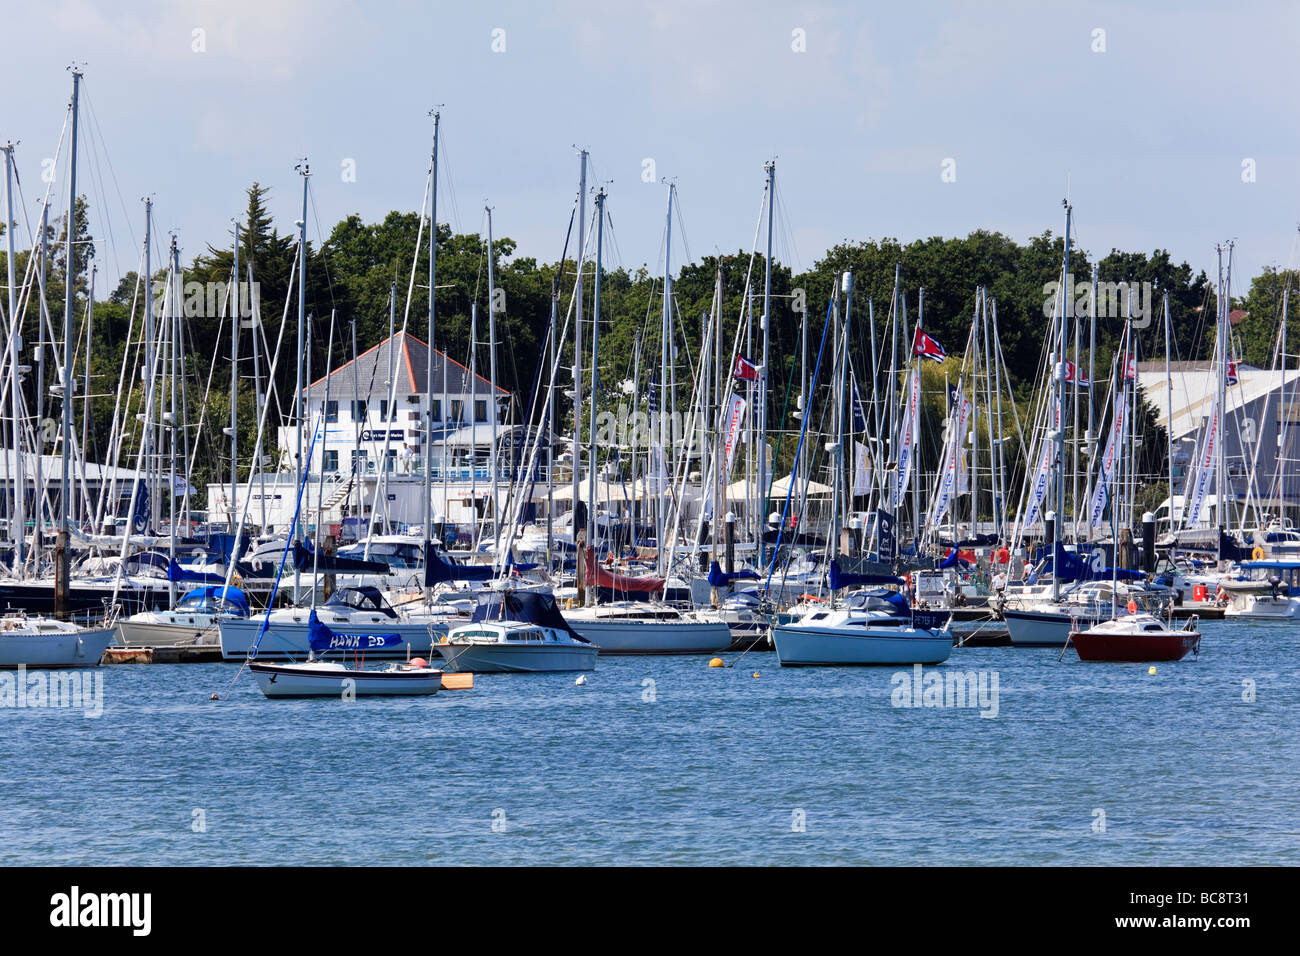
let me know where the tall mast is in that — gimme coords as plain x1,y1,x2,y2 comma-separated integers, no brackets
2,142,22,570
1052,201,1072,602
658,181,675,576
55,67,82,617
294,160,309,601
759,161,774,566
168,236,180,606
586,188,606,576
229,221,240,532
486,204,500,549
572,150,586,561
423,111,439,557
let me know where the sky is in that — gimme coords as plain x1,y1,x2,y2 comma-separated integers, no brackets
6,0,1300,294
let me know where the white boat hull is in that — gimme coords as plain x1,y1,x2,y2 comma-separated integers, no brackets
117,619,218,647
438,642,598,673
0,626,117,669
565,618,731,655
1004,608,1101,647
1222,595,1300,619
772,623,952,666
249,662,441,697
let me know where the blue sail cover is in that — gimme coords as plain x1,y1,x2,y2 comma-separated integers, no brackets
179,585,250,617
828,559,905,590
307,608,402,653
1051,543,1144,582
423,543,536,586
939,549,973,570
707,561,761,588
167,558,227,584
292,539,391,575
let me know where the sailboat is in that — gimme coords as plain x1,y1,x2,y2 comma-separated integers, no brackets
1070,610,1201,662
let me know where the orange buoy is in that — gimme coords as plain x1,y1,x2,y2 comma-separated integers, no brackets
1126,599,1138,614
409,657,430,669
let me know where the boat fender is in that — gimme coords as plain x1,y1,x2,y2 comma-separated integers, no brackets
439,636,449,644
409,658,429,668
1126,599,1138,613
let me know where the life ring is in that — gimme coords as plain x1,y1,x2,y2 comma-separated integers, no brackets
1126,599,1138,614
1252,546,1265,560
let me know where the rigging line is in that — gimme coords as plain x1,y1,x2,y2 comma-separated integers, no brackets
307,181,339,312
81,83,138,268
78,90,122,283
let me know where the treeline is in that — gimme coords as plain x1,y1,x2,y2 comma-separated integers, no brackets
5,184,1298,503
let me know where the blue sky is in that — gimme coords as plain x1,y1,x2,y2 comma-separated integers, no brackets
7,0,1300,292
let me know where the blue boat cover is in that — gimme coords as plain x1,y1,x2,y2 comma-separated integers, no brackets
307,608,403,653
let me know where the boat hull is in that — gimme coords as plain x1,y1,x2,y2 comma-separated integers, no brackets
249,662,441,697
1004,608,1101,648
117,620,218,647
1071,631,1200,662
437,642,598,673
771,624,952,666
0,627,117,669
564,618,731,655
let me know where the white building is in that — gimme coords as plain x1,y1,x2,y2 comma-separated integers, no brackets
206,331,517,538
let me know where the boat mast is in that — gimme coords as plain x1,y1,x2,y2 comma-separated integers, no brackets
56,66,81,619
168,235,180,606
586,188,605,588
759,161,774,568
658,181,674,577
423,111,439,567
294,160,309,599
486,204,500,549
572,150,586,571
2,142,22,572
1051,201,1072,602
229,221,240,532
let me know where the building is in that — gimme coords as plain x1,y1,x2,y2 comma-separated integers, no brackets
1137,360,1300,521
206,331,517,536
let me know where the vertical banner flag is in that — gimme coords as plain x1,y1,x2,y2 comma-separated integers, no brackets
893,370,920,508
1183,396,1219,526
721,395,748,479
929,391,972,526
1087,400,1129,529
852,440,872,496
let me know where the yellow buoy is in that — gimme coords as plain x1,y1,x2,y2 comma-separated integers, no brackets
1148,666,1157,675
708,657,724,668
752,671,760,679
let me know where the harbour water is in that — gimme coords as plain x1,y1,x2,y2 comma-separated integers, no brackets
1,619,1296,866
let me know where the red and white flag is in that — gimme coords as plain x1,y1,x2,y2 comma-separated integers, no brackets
1124,356,1137,382
1063,361,1091,387
1226,358,1239,386
733,355,759,381
912,328,947,363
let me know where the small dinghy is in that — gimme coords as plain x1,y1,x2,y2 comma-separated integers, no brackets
249,609,442,698
1070,612,1201,663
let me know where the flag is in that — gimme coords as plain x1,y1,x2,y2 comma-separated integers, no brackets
850,379,868,433
733,355,759,381
1063,361,1091,387
721,395,748,478
1124,356,1137,382
647,373,659,413
1226,359,1239,386
852,440,871,496
913,327,947,363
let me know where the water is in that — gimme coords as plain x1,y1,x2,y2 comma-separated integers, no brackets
2,619,1296,865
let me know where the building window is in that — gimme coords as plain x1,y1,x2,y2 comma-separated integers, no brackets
451,400,464,423
475,399,487,423
324,400,338,423
430,399,442,421
350,450,367,473
379,399,398,421
385,449,397,472
352,400,368,421
323,450,339,472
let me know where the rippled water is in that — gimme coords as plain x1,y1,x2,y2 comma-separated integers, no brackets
1,619,1296,865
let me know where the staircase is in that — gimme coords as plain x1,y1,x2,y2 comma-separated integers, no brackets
321,473,357,512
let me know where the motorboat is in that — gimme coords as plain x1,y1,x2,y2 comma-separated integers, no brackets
1219,561,1300,619
439,621,598,673
1070,612,1201,662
